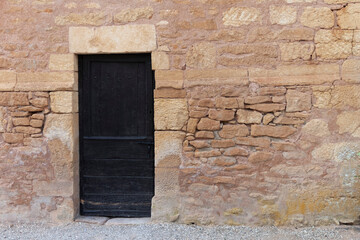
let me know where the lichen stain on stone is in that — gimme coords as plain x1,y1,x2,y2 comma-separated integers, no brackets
224,207,243,216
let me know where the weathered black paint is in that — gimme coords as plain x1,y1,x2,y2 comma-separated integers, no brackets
79,54,154,217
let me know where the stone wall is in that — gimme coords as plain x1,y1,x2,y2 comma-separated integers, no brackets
1,0,360,225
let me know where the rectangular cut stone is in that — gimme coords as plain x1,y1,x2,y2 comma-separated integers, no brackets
185,69,248,87
50,91,78,113
0,71,16,91
69,25,156,53
16,72,77,91
49,54,78,71
0,93,29,106
250,64,339,86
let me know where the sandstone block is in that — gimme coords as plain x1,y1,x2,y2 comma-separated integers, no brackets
277,28,314,41
208,109,235,121
16,72,77,91
114,7,153,23
0,71,16,91
49,54,78,71
280,43,315,61
215,98,241,109
69,25,156,53
155,168,179,196
152,52,170,70
13,117,30,126
50,91,78,113
194,149,222,158
273,116,305,125
154,89,186,99
185,69,248,87
209,29,247,42
197,118,220,131
210,157,237,167
187,118,199,134
270,5,297,25
31,113,45,120
3,133,23,144
198,99,215,108
336,111,360,136
263,114,275,125
236,109,262,124
246,103,285,113
219,125,249,139
11,112,29,117
258,87,287,96
154,99,188,130
189,109,208,118
195,131,215,139
186,42,216,69
18,106,43,112
272,142,297,152
15,126,41,134
245,96,271,105
44,114,78,180
211,139,235,148
55,12,109,26
0,93,29,106
337,4,360,29
224,147,248,157
342,59,360,83
286,90,312,112
251,125,297,138
155,131,185,168
302,119,330,137
223,7,261,26
315,29,353,59
189,140,210,149
248,151,273,163
30,98,48,108
300,7,334,28
250,64,340,86
235,137,271,148
30,119,43,128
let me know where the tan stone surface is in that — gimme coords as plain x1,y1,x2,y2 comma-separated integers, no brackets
314,85,360,109
251,125,297,138
155,168,179,196
250,64,340,86
219,125,249,139
208,109,234,121
280,43,315,61
114,7,153,23
246,104,285,113
50,91,78,113
235,137,270,148
69,25,156,53
195,131,215,139
337,4,360,29
286,90,312,112
13,117,30,126
302,119,330,137
300,7,334,28
49,54,78,71
223,7,261,26
0,71,16,91
197,118,220,131
30,119,43,128
342,59,360,83
315,29,353,59
154,99,188,130
0,93,28,106
16,72,77,91
30,98,48,108
224,147,248,157
336,111,360,136
55,12,109,26
211,139,235,148
248,151,273,163
155,131,185,168
210,157,236,167
152,52,170,70
186,42,216,69
236,109,262,124
3,133,23,144
270,5,297,25
43,114,78,180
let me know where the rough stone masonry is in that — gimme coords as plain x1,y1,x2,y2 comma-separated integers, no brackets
0,0,360,226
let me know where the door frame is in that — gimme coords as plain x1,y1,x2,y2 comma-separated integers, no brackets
67,25,185,222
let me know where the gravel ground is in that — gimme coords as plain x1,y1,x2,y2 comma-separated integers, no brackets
1,223,360,240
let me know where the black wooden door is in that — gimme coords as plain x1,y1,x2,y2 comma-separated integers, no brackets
79,54,154,217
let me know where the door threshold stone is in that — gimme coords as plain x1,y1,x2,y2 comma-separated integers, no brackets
75,216,110,225
105,218,151,225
